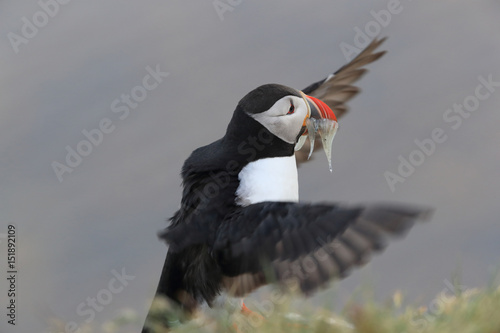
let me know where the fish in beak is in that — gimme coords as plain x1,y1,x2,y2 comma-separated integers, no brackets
295,92,339,172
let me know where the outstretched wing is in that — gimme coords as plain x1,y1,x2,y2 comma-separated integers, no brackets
296,37,387,164
213,202,430,296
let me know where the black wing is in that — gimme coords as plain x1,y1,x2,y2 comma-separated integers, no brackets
213,201,430,296
296,37,387,164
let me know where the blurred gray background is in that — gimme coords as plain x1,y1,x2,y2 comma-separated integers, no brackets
1,1,500,332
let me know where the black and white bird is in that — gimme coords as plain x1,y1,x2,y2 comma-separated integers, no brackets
142,38,431,332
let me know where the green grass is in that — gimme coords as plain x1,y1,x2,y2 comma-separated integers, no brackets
51,282,500,332
139,284,500,333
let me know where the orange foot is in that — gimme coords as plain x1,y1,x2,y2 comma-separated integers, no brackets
232,302,266,332
241,302,253,315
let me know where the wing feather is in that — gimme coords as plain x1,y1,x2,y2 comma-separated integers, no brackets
296,37,387,165
214,201,431,296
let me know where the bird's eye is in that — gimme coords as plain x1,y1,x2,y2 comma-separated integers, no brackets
287,103,295,115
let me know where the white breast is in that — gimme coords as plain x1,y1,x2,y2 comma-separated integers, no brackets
235,155,299,206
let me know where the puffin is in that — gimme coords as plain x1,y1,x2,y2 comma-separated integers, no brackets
142,37,431,332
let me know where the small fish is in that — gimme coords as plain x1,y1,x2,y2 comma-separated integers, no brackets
295,118,338,172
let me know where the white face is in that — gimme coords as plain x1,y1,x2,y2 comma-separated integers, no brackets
248,95,309,144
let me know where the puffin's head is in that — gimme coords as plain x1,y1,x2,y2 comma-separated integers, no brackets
237,84,338,170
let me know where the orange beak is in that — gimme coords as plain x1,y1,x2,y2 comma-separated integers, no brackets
299,92,337,132
304,94,337,121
